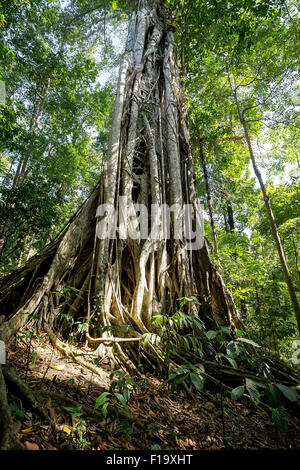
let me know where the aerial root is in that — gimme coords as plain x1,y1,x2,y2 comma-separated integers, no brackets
43,324,107,379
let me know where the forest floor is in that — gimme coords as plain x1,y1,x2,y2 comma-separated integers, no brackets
6,332,300,451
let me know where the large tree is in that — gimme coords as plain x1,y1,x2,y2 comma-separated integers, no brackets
0,0,241,370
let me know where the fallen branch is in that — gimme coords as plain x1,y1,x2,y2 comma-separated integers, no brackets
37,389,144,428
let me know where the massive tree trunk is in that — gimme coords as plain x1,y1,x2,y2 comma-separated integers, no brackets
0,0,240,368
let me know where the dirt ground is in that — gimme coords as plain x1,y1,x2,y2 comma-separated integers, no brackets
5,332,300,451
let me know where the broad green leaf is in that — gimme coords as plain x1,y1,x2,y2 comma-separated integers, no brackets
224,355,238,369
173,372,189,386
62,405,83,417
190,373,204,391
206,330,217,340
237,337,261,348
94,392,111,410
220,327,231,336
231,385,245,400
265,384,284,407
246,378,260,404
235,329,244,338
276,384,298,403
102,402,109,419
226,341,242,359
114,393,129,413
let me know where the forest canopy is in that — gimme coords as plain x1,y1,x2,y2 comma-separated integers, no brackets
0,0,299,452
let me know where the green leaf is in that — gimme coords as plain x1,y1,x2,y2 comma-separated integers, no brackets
190,373,204,391
265,384,284,407
246,378,260,404
151,444,161,450
235,329,244,338
220,327,231,336
151,314,163,326
231,385,245,400
193,317,205,330
226,341,242,359
62,405,83,417
276,384,298,403
94,392,111,410
237,337,261,348
102,402,109,419
114,393,129,413
173,373,189,386
272,407,289,435
111,1,117,10
206,330,217,340
222,437,235,450
224,356,238,369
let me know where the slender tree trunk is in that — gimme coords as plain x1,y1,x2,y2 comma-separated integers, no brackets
227,203,235,233
231,82,300,333
223,208,229,233
199,138,218,253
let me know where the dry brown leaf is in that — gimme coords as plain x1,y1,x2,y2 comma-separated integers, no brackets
24,441,39,450
48,406,57,423
45,398,52,409
209,445,219,450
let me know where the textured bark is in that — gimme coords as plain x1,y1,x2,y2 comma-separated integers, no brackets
0,367,25,450
0,0,241,367
227,204,235,233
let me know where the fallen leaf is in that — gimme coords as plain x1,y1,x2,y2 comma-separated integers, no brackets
50,365,65,371
48,406,57,423
24,441,39,451
62,425,73,435
21,427,33,434
205,402,216,410
45,398,52,408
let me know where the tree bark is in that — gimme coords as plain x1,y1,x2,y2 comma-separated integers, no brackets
227,203,235,233
0,0,241,366
0,367,25,450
